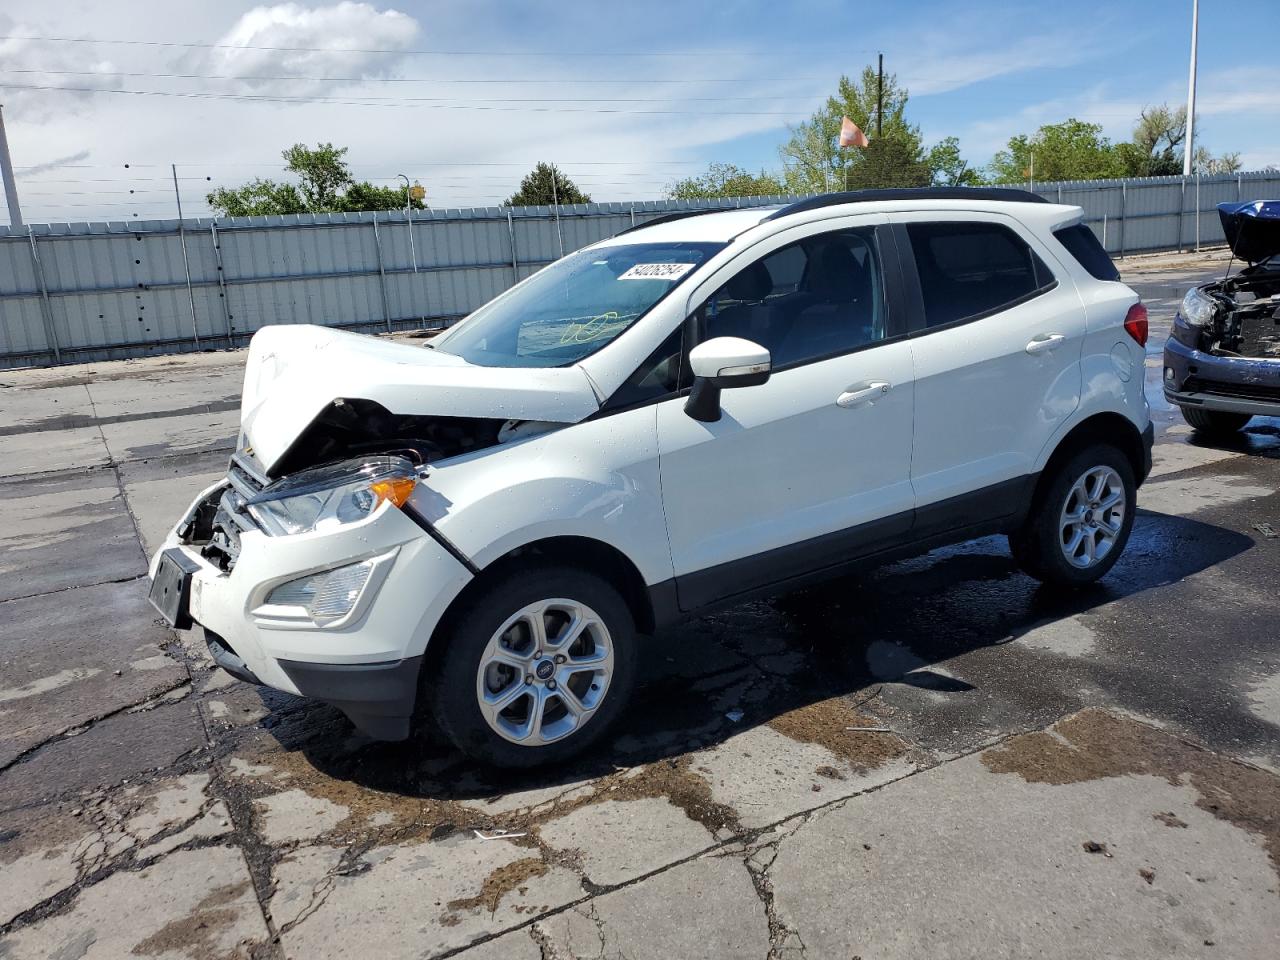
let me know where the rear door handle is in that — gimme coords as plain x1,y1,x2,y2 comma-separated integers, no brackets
1025,333,1065,355
836,381,891,408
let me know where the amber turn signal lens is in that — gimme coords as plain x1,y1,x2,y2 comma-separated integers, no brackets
370,476,416,508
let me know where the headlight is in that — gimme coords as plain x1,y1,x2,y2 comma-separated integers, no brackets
246,455,418,536
1180,287,1217,327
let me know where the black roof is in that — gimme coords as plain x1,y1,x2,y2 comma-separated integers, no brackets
764,187,1048,221
614,187,1048,239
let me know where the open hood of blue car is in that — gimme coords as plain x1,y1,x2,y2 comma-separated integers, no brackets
1219,200,1280,265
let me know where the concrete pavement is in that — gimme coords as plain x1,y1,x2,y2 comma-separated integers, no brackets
1,257,1279,959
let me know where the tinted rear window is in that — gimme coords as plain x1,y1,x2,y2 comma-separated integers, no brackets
1054,223,1120,281
906,221,1057,329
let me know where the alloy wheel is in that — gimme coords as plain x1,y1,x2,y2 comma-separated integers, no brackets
1058,465,1126,569
474,598,614,746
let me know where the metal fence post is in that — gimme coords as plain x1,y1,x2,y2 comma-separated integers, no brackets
630,205,636,227
506,209,519,285
172,166,201,350
1178,177,1186,252
210,221,234,346
1119,183,1127,259
26,227,60,364
1195,173,1201,252
371,213,392,333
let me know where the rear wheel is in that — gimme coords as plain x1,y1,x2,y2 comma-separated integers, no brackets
1180,405,1251,435
426,565,636,767
1009,444,1136,587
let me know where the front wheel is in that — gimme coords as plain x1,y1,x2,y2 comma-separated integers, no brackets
1009,444,1136,587
425,565,637,767
1179,405,1251,435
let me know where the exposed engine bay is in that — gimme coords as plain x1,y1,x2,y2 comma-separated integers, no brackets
270,398,509,477
1195,270,1280,359
183,400,565,573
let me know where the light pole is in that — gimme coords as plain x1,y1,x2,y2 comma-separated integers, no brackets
0,104,24,227
1183,0,1199,177
397,173,418,275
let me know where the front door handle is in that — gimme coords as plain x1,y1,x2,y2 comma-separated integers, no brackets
1025,333,1065,355
836,381,892,408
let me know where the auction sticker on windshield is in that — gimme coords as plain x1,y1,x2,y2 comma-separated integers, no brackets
618,262,697,281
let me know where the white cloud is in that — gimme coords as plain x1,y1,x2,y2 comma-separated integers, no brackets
0,13,123,115
207,2,421,90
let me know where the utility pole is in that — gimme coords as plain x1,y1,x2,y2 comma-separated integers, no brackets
876,53,884,138
0,104,23,227
1182,0,1199,177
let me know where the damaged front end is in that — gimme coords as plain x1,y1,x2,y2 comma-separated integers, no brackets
1164,201,1280,418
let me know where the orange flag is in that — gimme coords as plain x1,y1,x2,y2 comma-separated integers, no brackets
839,116,870,149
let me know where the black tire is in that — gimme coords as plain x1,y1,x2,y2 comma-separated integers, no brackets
1009,443,1136,587
425,565,637,768
1180,405,1251,435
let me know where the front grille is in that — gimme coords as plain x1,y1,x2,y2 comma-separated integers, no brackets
1184,377,1280,404
205,451,269,569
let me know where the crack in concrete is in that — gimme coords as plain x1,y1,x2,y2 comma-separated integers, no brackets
0,676,193,783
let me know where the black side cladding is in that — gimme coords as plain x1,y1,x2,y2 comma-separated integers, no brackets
270,397,505,477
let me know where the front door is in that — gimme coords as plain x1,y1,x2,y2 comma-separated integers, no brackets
655,219,916,610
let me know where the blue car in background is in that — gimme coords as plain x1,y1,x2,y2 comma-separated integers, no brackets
1164,200,1280,435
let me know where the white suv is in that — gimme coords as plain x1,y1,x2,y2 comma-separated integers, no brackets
149,188,1154,766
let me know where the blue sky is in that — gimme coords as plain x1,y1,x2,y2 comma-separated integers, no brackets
1,0,1277,222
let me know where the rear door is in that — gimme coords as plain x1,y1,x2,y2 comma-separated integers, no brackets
653,216,917,609
892,214,1084,523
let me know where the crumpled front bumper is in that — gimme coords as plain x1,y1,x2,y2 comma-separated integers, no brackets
1163,335,1280,417
149,481,475,739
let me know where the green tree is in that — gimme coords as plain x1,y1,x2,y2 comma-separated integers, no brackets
282,142,352,210
845,138,931,189
667,162,786,199
505,162,591,206
780,67,922,192
925,136,987,186
989,119,1126,183
206,142,425,216
1116,104,1187,176
206,178,306,217
1193,147,1242,175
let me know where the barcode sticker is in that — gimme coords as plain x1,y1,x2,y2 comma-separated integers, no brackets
618,262,697,281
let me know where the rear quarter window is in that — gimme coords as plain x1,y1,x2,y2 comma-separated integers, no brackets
1053,223,1121,282
906,221,1058,329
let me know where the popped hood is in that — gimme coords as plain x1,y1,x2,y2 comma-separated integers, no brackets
239,326,601,473
1218,200,1280,265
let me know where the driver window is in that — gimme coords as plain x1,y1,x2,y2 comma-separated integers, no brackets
698,228,886,369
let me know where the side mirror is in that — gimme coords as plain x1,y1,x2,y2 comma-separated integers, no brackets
684,337,771,423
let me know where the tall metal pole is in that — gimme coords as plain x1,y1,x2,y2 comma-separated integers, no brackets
172,164,201,349
876,53,884,138
0,105,24,227
551,164,564,257
397,173,418,275
1182,0,1199,177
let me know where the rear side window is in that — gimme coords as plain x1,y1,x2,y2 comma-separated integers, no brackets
1053,223,1121,281
907,221,1057,329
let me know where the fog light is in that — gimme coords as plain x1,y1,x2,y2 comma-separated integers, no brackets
266,560,374,625
1164,367,1175,382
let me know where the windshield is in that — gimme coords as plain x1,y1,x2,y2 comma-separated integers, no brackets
433,241,725,367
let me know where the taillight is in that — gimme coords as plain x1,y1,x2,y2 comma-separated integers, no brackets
1124,302,1148,347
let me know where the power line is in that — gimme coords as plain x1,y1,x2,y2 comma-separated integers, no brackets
0,33,876,58
0,82,806,115
0,67,826,86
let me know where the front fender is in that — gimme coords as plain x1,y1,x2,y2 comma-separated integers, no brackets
415,406,673,588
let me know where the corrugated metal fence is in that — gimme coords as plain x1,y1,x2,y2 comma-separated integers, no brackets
2,170,1279,369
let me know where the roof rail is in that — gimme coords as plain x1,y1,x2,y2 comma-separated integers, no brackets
764,187,1049,221
612,208,741,237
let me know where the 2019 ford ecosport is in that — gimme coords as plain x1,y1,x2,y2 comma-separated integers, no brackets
149,187,1154,766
